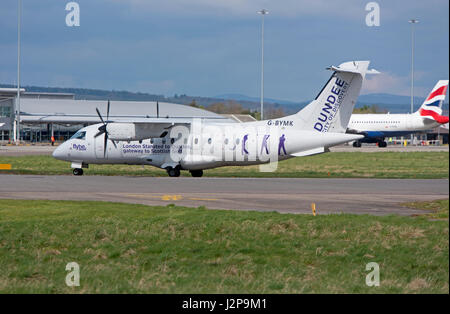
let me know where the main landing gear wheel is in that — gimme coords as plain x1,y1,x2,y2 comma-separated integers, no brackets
353,141,362,148
73,168,83,176
378,141,387,148
167,167,181,177
190,170,203,177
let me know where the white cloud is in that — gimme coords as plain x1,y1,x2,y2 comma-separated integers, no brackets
362,72,406,94
362,72,429,96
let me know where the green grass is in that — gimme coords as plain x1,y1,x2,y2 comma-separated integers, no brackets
0,151,448,178
0,199,448,293
402,199,449,220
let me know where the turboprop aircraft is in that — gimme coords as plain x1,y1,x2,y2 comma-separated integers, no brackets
53,61,376,177
348,80,449,147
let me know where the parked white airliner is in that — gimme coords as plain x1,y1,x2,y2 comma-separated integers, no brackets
53,61,375,177
348,80,449,147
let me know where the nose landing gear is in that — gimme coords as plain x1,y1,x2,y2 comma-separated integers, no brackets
73,168,83,176
166,166,181,177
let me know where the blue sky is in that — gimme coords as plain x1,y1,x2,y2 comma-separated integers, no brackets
0,0,448,102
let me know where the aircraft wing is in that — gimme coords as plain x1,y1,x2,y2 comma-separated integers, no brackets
106,117,231,141
346,128,387,139
111,117,193,124
346,128,366,136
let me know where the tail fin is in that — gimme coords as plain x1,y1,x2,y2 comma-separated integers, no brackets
294,61,376,133
418,80,449,124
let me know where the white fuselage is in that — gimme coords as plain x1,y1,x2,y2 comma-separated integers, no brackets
53,118,363,171
348,113,439,134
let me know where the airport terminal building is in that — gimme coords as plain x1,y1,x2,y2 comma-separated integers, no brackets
0,88,232,143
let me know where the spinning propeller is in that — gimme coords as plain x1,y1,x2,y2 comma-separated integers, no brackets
94,100,116,156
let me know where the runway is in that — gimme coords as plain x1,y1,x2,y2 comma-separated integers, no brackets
0,175,448,216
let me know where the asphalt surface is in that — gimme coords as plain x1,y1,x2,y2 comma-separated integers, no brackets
0,175,447,216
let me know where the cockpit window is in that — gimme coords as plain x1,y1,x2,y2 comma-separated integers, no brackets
71,131,86,140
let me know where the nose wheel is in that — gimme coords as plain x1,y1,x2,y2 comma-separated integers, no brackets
166,167,181,177
73,168,84,176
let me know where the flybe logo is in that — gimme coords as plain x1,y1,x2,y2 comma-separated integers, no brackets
314,77,349,132
73,143,87,151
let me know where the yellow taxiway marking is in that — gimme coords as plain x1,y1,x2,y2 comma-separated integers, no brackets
188,197,219,201
0,164,12,170
161,194,182,201
123,193,218,202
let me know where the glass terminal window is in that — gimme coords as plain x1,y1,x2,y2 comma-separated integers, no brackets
0,106,11,117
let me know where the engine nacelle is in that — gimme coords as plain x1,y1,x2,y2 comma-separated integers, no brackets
106,123,169,141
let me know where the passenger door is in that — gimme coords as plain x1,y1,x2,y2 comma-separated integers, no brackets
94,133,106,159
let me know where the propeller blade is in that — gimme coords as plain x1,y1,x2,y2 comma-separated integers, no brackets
106,100,110,122
111,140,117,149
104,131,108,157
96,108,106,125
94,130,103,138
94,124,106,137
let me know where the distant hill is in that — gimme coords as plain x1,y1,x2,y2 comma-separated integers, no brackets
216,92,428,106
0,83,294,113
215,92,448,114
214,93,299,106
1,83,447,115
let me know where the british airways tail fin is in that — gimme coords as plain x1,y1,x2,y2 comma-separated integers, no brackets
294,61,377,133
418,80,449,124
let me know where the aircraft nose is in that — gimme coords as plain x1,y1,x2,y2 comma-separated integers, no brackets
52,144,66,160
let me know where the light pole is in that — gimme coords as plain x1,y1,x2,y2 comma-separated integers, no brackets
409,18,418,145
258,9,268,120
16,0,22,144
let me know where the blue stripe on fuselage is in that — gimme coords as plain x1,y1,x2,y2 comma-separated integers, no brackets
359,130,424,143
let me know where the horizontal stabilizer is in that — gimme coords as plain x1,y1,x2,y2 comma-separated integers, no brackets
291,147,329,157
326,62,379,75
